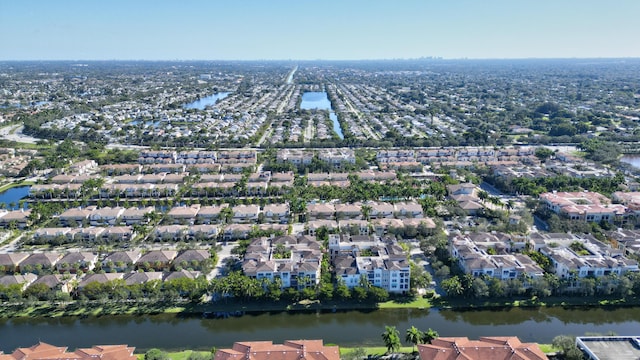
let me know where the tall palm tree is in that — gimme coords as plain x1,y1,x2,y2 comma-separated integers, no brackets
381,325,401,354
405,326,423,352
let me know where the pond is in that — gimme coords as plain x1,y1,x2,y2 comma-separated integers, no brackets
300,92,344,139
2,306,640,352
183,93,230,110
0,186,31,209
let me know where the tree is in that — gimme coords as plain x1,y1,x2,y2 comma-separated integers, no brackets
421,328,439,344
441,276,464,297
406,326,423,352
534,147,554,161
381,326,401,354
552,335,584,360
144,349,169,360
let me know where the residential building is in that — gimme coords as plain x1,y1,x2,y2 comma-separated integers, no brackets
0,342,137,360
540,191,627,223
418,337,548,360
214,340,339,360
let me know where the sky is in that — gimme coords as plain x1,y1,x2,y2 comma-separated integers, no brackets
1,0,639,61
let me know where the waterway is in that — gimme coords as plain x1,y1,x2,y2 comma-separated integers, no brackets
620,155,640,168
183,93,229,110
0,186,31,209
2,306,640,352
300,92,344,139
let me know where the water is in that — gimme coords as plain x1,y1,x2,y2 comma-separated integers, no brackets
183,93,229,110
620,155,640,168
130,120,161,128
0,186,31,209
2,307,640,352
300,92,344,139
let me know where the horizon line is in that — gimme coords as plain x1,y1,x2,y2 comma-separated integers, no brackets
2,56,640,62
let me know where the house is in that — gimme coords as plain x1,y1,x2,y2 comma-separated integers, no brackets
101,226,135,242
173,249,211,270
32,228,72,242
121,207,155,225
188,225,219,240
0,253,30,273
335,203,363,220
56,252,98,273
339,219,370,236
135,250,178,270
367,201,395,219
231,204,260,223
154,225,188,242
0,273,38,290
262,203,290,223
447,183,477,196
214,340,339,360
102,251,142,272
195,205,228,224
222,224,252,240
67,227,106,242
418,337,548,360
78,273,124,289
0,342,136,360
69,159,98,174
0,209,32,229
58,207,93,226
307,203,335,220
29,274,73,293
167,205,201,224
20,253,62,273
394,201,424,219
89,207,125,226
123,271,163,286
307,220,338,235
164,269,202,281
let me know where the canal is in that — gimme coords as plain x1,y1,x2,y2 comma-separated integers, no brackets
300,92,344,139
2,306,640,352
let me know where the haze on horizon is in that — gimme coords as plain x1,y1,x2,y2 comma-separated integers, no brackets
1,0,639,61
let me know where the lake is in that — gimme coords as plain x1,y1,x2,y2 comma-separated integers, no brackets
0,186,31,209
2,306,640,352
183,93,229,110
620,155,640,168
300,92,344,139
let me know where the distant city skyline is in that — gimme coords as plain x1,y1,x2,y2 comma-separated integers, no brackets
1,0,639,61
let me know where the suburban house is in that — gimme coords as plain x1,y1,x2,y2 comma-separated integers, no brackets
29,274,74,293
55,252,98,273
196,205,229,224
173,249,211,270
102,251,142,272
0,253,30,273
78,273,125,289
89,207,125,226
231,205,260,223
0,273,38,290
393,201,424,219
262,203,290,223
306,203,335,220
135,250,178,271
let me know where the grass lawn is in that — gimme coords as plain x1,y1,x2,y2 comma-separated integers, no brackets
0,180,34,192
537,343,559,353
378,297,431,309
340,346,414,356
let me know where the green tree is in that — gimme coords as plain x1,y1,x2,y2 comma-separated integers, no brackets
421,328,439,344
441,276,464,297
381,325,401,354
144,349,169,360
406,326,423,352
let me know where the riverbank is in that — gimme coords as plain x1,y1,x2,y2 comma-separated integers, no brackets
0,180,34,193
1,294,640,319
133,345,558,359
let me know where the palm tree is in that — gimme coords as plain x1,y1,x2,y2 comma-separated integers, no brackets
421,328,439,344
381,325,401,354
405,326,423,352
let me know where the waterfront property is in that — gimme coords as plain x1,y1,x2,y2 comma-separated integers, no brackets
0,342,136,360
214,340,339,360
576,336,640,360
418,337,548,360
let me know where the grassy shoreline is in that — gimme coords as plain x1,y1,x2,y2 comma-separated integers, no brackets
0,180,34,193
1,294,640,319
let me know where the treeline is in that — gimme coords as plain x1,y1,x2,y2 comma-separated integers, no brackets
485,173,625,197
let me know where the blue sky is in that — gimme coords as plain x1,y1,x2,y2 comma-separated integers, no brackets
1,0,639,60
